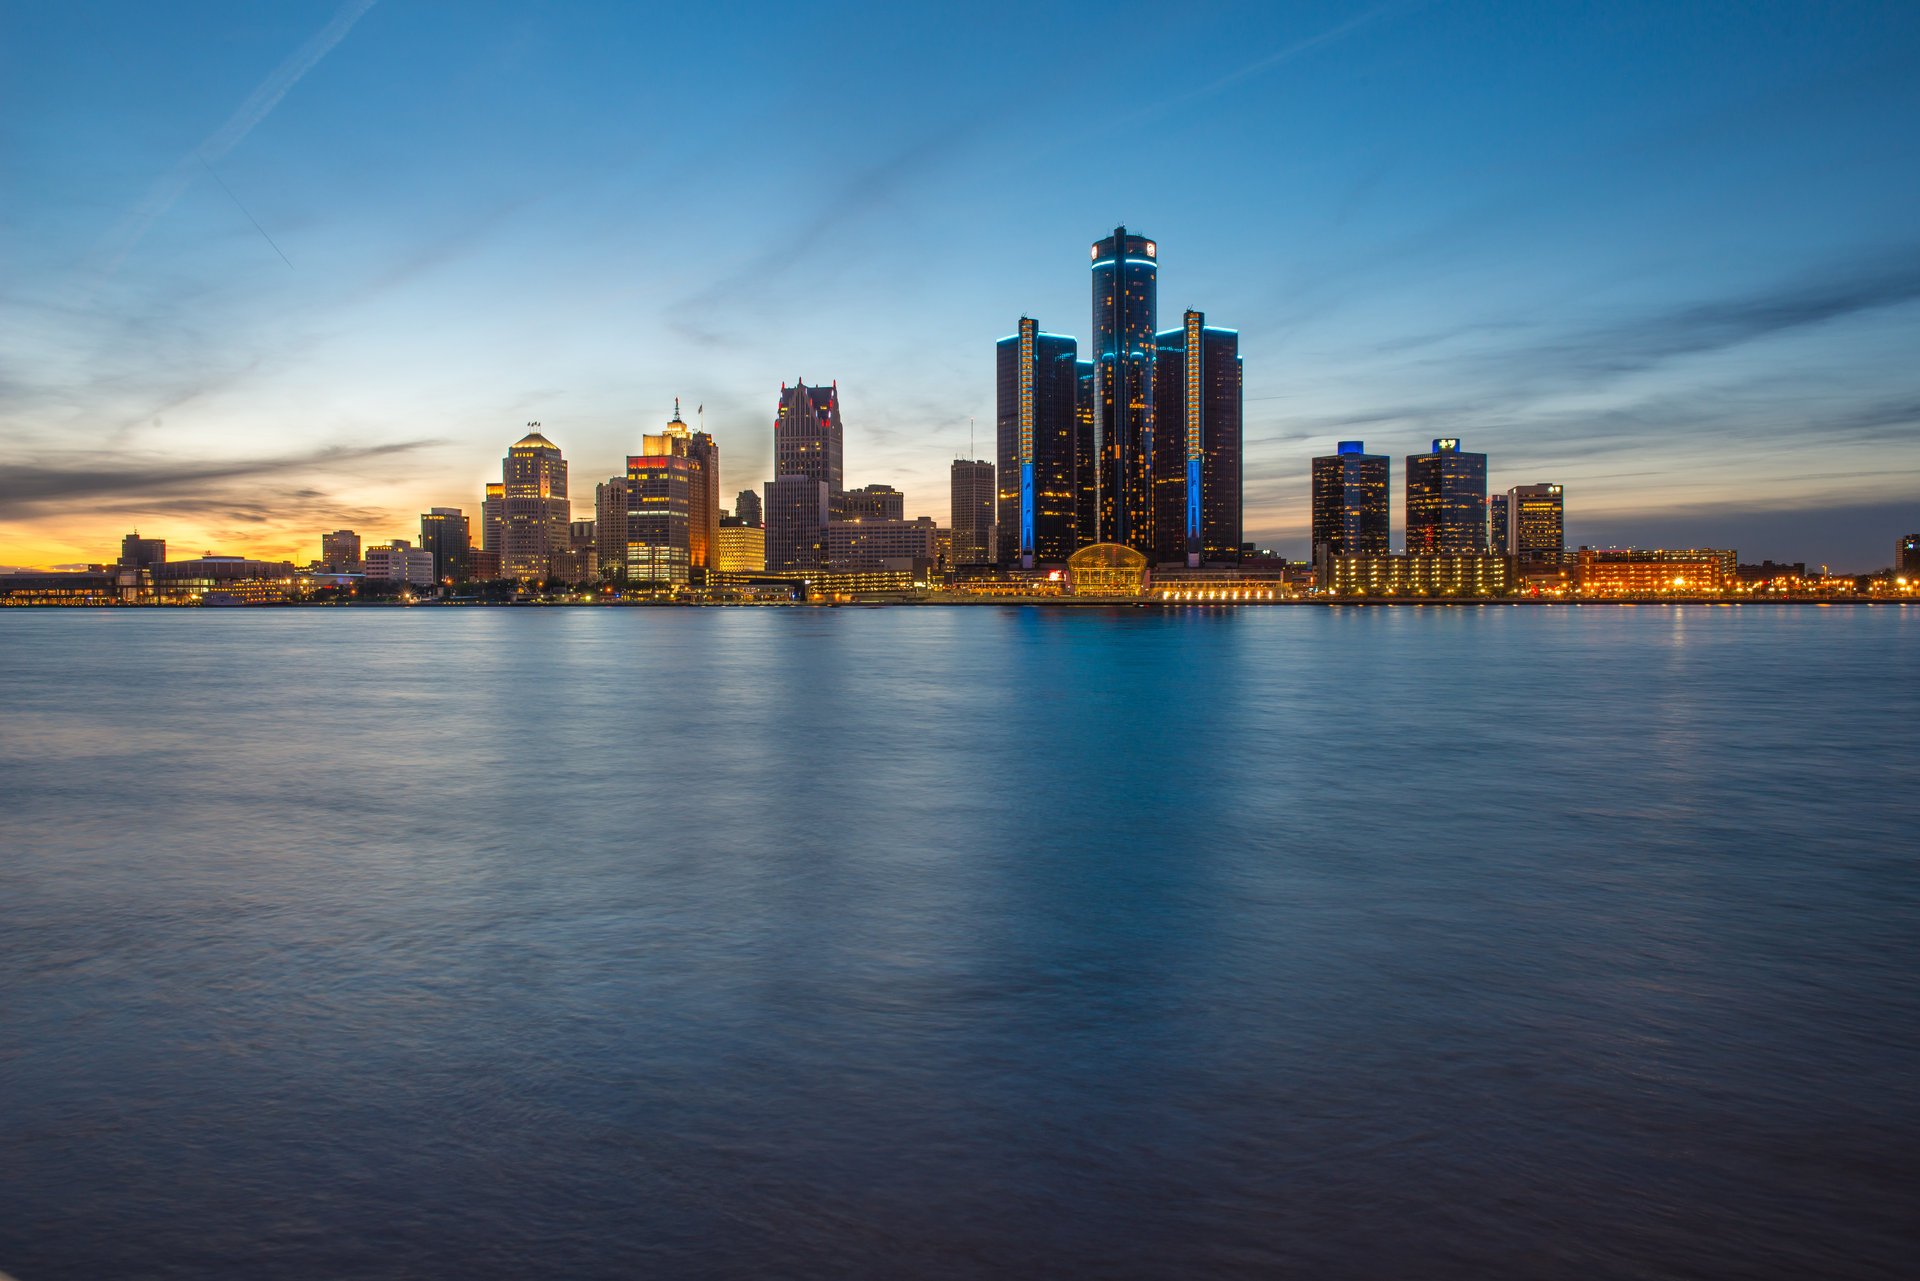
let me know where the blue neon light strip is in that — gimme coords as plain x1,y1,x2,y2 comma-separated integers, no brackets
1020,461,1034,558
1187,457,1202,543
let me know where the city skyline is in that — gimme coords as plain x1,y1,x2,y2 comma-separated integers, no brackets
4,1,1919,572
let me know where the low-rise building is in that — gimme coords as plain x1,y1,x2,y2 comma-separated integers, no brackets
1321,553,1512,596
363,541,437,588
1575,548,1736,594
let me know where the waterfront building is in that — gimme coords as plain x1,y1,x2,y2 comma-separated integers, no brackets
836,483,905,522
119,533,166,570
1488,495,1510,556
467,548,501,580
594,480,629,582
149,556,301,602
1074,359,1097,549
996,317,1080,567
1507,484,1565,565
765,475,830,573
1310,442,1390,565
736,489,762,528
1575,548,1737,594
626,424,693,586
828,516,938,572
363,540,437,588
776,382,844,502
420,508,470,582
716,517,767,573
500,428,569,580
481,485,504,560
1151,310,1242,566
1089,226,1159,553
935,527,952,572
1066,543,1150,597
949,459,995,566
1406,438,1488,554
321,529,360,572
564,518,597,582
1901,534,1920,575
1323,553,1512,596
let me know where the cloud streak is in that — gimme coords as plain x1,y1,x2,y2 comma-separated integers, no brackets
96,0,379,275
0,439,439,514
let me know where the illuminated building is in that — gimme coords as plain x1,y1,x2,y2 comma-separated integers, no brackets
480,485,503,560
716,517,766,573
828,516,938,572
996,317,1079,567
935,527,952,571
500,427,570,580
716,568,915,599
566,518,597,582
1575,548,1737,594
1310,442,1390,565
420,508,469,582
1406,438,1488,554
149,557,300,602
1323,553,1512,596
1152,311,1242,566
1067,542,1150,596
1074,358,1096,548
468,549,501,580
594,479,629,581
1901,534,1920,574
1089,226,1159,553
735,489,762,528
1487,495,1509,556
776,381,843,502
837,483,905,522
364,540,437,588
321,529,360,572
119,533,166,569
626,423,693,586
1506,484,1565,565
949,459,995,566
0,571,131,605
765,475,830,572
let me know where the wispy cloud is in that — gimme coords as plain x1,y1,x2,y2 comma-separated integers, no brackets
0,440,439,514
95,0,380,275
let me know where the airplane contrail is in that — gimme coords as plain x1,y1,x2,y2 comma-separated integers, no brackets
97,0,379,275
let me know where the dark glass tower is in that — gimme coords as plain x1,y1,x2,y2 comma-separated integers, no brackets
1152,310,1242,565
995,317,1079,567
775,382,844,502
1310,442,1390,564
1406,438,1488,554
1090,226,1158,553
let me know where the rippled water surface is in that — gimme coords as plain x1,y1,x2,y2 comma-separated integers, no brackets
2,605,1917,1279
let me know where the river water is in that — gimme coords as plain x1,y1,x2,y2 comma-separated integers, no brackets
2,605,1916,1278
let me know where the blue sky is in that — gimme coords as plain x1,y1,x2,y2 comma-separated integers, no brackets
3,0,1918,568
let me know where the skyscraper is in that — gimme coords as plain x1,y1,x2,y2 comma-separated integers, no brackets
321,529,360,572
1897,533,1918,575
500,427,570,580
950,459,995,567
837,484,906,521
481,485,504,560
1310,442,1390,564
1406,438,1488,555
996,317,1079,566
679,406,721,583
419,508,470,582
765,475,830,573
1488,495,1510,556
735,489,762,528
776,382,844,501
1152,310,1242,565
594,478,629,582
119,533,166,569
1090,226,1158,553
1506,484,1565,565
626,419,694,585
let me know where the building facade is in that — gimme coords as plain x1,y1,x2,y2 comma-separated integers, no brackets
419,508,470,582
625,424,693,586
499,429,569,580
1322,553,1512,596
765,475,830,573
594,479,629,582
949,459,995,567
1089,226,1159,553
1575,548,1737,593
828,516,938,571
1152,310,1242,565
1310,443,1390,565
716,517,766,573
1406,438,1488,555
775,382,844,501
1900,534,1919,575
1488,495,1510,556
120,533,167,569
735,489,762,528
1507,484,1565,565
321,529,360,572
836,484,905,522
363,541,437,588
996,317,1079,567
481,485,504,560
